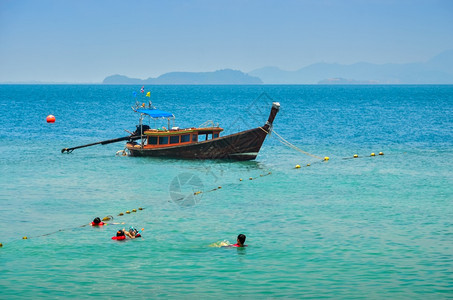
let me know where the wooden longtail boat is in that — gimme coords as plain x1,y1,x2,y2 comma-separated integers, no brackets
62,102,280,161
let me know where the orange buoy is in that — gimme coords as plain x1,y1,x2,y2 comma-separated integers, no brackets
46,115,55,123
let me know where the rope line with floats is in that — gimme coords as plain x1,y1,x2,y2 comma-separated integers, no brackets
265,130,386,169
0,208,145,247
191,171,273,197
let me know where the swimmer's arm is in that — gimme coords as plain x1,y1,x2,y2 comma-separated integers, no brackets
124,231,134,238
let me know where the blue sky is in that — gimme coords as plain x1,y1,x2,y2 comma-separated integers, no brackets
1,0,452,83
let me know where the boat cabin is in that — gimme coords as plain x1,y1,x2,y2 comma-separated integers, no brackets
131,105,223,149
141,127,223,148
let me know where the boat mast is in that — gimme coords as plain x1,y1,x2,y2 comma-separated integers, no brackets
139,113,144,148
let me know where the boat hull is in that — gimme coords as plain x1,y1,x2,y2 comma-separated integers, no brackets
127,126,269,161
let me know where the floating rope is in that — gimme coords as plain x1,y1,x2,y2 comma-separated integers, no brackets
192,170,273,197
193,186,222,196
342,152,384,160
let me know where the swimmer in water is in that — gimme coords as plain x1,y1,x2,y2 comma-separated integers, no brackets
91,217,105,226
216,234,247,248
111,229,126,240
233,234,247,247
122,227,141,239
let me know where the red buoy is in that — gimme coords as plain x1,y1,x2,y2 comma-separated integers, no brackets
46,115,55,123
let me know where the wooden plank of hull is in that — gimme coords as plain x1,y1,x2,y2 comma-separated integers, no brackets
127,126,268,161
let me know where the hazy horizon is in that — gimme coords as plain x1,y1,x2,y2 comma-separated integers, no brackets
1,0,453,83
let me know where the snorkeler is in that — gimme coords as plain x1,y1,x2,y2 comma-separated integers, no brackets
125,227,141,238
122,227,142,239
91,217,105,226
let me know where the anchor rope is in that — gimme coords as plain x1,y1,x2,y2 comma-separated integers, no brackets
271,130,324,160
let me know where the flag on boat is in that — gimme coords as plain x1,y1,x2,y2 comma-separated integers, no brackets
140,86,144,93
146,91,151,97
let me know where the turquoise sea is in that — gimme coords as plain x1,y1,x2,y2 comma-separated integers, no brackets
0,85,452,298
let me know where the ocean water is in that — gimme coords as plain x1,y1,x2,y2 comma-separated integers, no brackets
0,85,452,298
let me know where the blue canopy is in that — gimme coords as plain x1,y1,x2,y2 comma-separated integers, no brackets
136,108,175,119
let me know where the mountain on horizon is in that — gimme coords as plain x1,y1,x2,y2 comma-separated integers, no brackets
102,50,453,85
103,69,262,85
249,50,453,84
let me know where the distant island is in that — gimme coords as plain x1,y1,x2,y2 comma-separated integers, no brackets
103,69,262,85
317,78,380,85
99,50,453,85
249,50,453,84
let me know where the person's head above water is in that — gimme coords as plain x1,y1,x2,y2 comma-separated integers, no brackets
129,227,138,235
237,234,246,246
116,230,125,237
93,217,101,224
